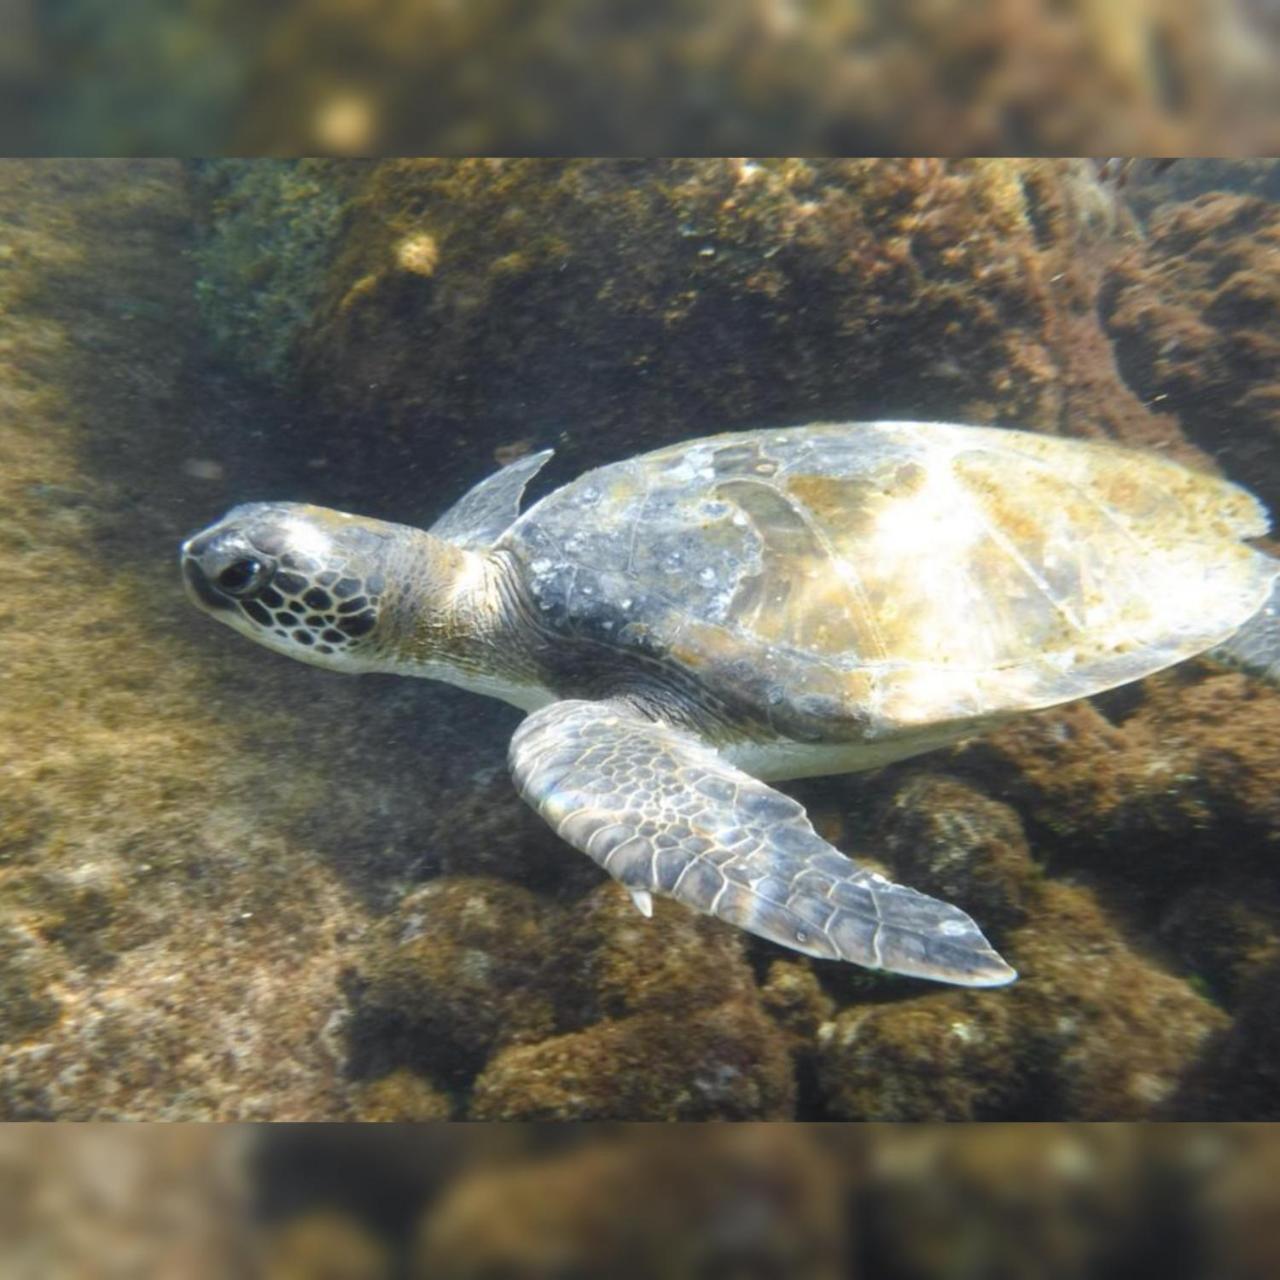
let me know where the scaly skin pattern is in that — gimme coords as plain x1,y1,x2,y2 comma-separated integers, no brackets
510,698,1017,986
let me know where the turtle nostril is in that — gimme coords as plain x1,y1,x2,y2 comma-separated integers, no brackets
181,532,214,560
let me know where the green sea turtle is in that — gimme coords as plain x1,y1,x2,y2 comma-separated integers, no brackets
181,422,1280,987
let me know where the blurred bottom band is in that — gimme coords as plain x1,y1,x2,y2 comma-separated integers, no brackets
2,1123,1278,1280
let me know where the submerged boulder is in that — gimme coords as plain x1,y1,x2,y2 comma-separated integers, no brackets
189,158,1200,522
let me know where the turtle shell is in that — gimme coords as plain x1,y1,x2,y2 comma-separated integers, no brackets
500,422,1276,734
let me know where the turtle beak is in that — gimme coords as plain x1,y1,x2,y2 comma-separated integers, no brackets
180,525,248,613
181,550,233,613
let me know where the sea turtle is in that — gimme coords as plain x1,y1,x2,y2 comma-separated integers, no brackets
181,422,1280,987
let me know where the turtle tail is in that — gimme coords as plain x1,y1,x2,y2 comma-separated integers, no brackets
1207,572,1280,688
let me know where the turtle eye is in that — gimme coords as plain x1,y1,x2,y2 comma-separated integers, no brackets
217,557,267,596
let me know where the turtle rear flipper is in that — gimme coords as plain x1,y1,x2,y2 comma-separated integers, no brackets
1207,573,1280,687
510,699,1017,988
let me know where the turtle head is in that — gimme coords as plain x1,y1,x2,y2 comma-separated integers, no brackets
181,502,411,672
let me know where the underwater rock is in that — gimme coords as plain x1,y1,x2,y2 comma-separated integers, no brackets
349,1069,453,1122
0,1127,248,1274
814,877,1227,1121
958,669,1280,896
343,877,561,1089
189,159,364,391
0,919,64,1047
0,161,385,1121
414,1127,843,1279
1103,193,1280,515
259,1210,393,1280
1177,957,1280,1120
551,880,760,1025
1158,878,1280,1009
857,1127,1144,1280
1009,882,1228,1120
5,864,153,976
1120,161,1280,221
468,997,795,1121
188,158,1197,523
760,958,835,1047
816,988,1024,1121
874,772,1037,940
1134,672,1280,852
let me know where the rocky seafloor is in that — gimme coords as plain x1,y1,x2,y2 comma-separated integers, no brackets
247,1125,1280,1280
1,158,1278,1120
9,1125,1280,1279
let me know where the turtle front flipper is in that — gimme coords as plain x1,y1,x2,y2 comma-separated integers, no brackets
509,700,1017,988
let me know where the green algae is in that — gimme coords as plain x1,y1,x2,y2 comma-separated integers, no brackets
0,162,371,1119
0,920,63,1044
469,998,796,1121
186,159,1199,522
190,159,361,385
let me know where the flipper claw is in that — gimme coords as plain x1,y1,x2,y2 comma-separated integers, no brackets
629,888,654,918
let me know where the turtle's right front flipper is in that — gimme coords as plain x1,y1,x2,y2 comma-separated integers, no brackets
509,699,1017,988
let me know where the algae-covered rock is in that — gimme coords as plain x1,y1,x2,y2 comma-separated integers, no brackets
414,1127,844,1279
959,669,1280,897
1103,193,1280,514
816,989,1024,1121
190,159,365,386
1178,958,1280,1120
0,161,387,1121
551,881,760,1025
760,958,835,1047
469,998,795,1120
188,158,1193,523
813,876,1228,1121
259,1211,393,1280
874,772,1038,940
5,863,155,975
344,877,561,1088
344,873,795,1109
1158,879,1280,1009
349,1069,453,1122
858,1127,1143,1280
0,919,64,1046
1009,881,1229,1119
344,875,804,1118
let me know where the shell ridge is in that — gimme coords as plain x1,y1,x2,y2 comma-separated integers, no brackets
768,471,892,662
507,422,1274,731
